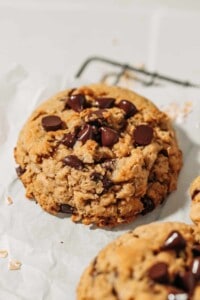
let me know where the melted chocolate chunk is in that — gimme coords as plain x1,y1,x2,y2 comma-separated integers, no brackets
42,115,63,131
77,124,94,144
174,271,195,294
67,94,86,112
192,244,200,257
141,197,155,215
192,189,200,200
191,257,200,280
60,204,74,214
148,262,169,284
62,133,76,148
63,155,84,170
134,124,153,146
161,231,186,252
95,97,115,108
16,166,25,177
100,126,119,147
117,100,138,118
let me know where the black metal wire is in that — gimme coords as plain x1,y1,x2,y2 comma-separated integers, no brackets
75,56,200,87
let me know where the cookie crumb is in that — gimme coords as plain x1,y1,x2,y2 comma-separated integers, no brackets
0,250,8,258
163,101,193,123
6,196,13,205
9,259,22,270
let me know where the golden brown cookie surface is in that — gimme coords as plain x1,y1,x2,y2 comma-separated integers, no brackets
77,222,200,300
14,84,182,227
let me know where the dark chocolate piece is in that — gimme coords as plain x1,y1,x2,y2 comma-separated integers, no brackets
60,204,74,214
90,172,103,181
63,155,84,170
167,288,189,300
148,262,169,284
77,124,94,144
117,100,138,118
95,97,115,108
16,166,25,177
102,176,113,191
134,124,153,146
192,244,200,257
192,189,200,200
42,115,63,131
161,231,186,252
62,133,76,148
100,126,119,147
67,94,86,112
174,271,195,294
141,197,155,215
191,257,200,280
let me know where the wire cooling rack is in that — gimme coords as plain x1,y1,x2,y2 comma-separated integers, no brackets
75,56,200,87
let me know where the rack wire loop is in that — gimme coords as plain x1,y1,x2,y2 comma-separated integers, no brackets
75,56,200,88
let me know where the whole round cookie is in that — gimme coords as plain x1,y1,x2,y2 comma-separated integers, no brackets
77,222,200,300
14,84,182,227
190,176,200,225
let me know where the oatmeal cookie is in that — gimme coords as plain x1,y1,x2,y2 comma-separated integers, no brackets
77,222,200,300
14,84,182,227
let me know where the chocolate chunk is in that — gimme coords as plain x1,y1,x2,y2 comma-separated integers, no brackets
87,109,107,128
90,172,103,181
63,155,84,170
159,149,169,157
95,97,115,108
134,125,153,146
161,231,186,252
192,244,200,257
77,124,94,144
117,100,138,118
67,94,86,112
100,126,119,147
148,262,169,284
141,197,155,215
60,204,74,214
42,115,63,131
167,288,189,300
62,133,76,148
16,166,25,177
192,189,200,200
174,271,195,294
102,176,113,191
191,257,200,280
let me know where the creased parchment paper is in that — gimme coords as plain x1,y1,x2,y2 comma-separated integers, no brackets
0,66,200,300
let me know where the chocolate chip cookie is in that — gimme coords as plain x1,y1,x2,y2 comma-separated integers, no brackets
77,222,200,300
190,176,200,225
14,84,182,227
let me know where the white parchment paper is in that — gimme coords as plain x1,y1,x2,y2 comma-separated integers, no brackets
0,66,200,300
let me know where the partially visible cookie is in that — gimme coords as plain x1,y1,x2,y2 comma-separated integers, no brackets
77,222,200,300
14,84,182,227
190,176,200,225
